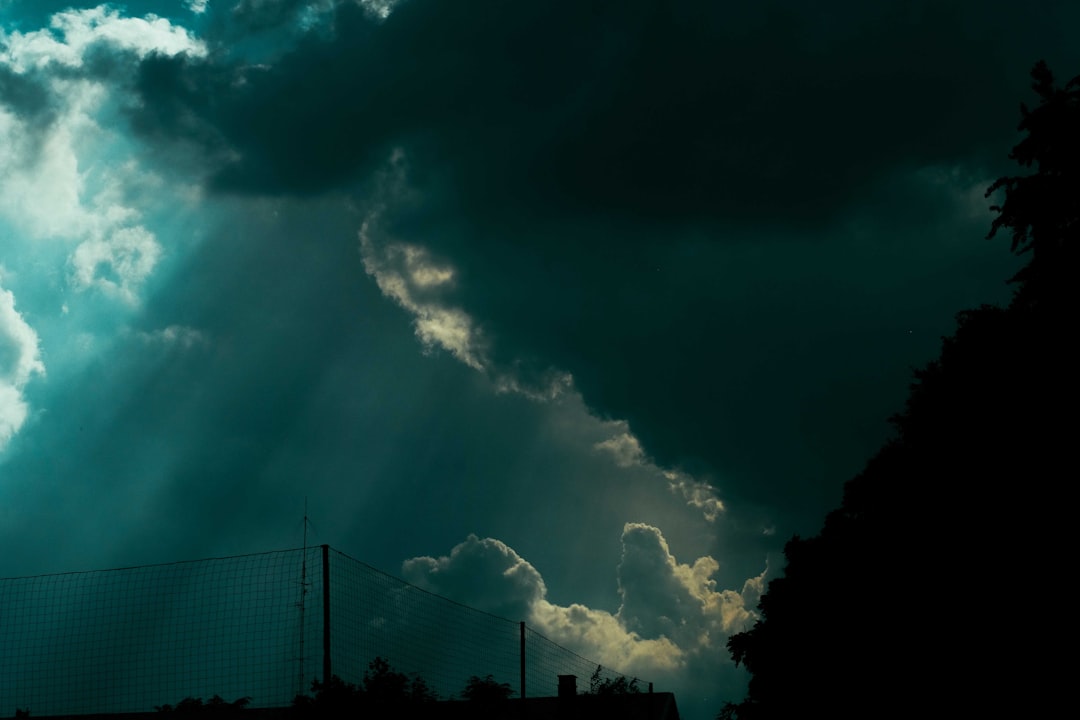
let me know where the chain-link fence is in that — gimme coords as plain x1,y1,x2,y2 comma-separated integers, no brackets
1,545,640,716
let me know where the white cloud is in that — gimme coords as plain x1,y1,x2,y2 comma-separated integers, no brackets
186,0,210,14
135,325,208,349
361,225,584,400
665,471,726,522
0,285,45,451
359,153,488,371
492,368,573,402
361,233,487,370
357,151,577,405
0,93,96,239
594,432,645,468
594,426,727,522
402,534,547,622
530,600,685,676
360,0,401,21
402,525,765,681
618,523,758,649
1,9,177,309
0,6,207,72
70,226,162,304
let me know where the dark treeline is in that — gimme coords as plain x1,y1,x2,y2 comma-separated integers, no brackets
719,61,1077,719
147,657,637,719
289,657,439,717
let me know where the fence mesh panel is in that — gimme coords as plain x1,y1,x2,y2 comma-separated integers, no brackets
1,546,644,716
0,548,321,716
327,548,522,700
523,626,633,698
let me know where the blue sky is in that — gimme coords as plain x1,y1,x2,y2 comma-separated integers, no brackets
1,2,1076,719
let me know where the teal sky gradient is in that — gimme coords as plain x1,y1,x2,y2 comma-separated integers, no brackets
2,3,1075,719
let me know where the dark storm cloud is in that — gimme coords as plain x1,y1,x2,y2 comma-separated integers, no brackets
122,52,234,174
130,0,1071,217
0,65,55,124
0,62,64,164
121,0,1080,534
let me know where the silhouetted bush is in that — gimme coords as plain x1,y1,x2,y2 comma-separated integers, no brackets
155,695,251,714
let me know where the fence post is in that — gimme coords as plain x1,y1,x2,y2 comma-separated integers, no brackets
322,545,331,683
520,621,526,700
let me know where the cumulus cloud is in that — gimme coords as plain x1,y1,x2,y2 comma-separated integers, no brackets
0,6,206,72
402,534,547,622
70,226,162,304
0,88,95,238
530,600,685,676
594,432,645,468
402,525,765,680
617,523,755,647
0,285,45,451
0,5,206,461
0,7,187,308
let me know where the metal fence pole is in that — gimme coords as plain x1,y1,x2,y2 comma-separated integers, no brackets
520,621,526,700
322,545,331,683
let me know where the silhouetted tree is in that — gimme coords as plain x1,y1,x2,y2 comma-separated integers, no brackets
291,674,363,719
460,674,514,703
457,674,513,720
362,656,410,701
407,673,439,704
986,60,1080,310
290,657,436,718
588,666,640,695
719,61,1078,720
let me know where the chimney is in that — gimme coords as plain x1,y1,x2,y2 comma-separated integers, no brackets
558,674,577,699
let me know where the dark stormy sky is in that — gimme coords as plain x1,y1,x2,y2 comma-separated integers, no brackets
1,2,1076,718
